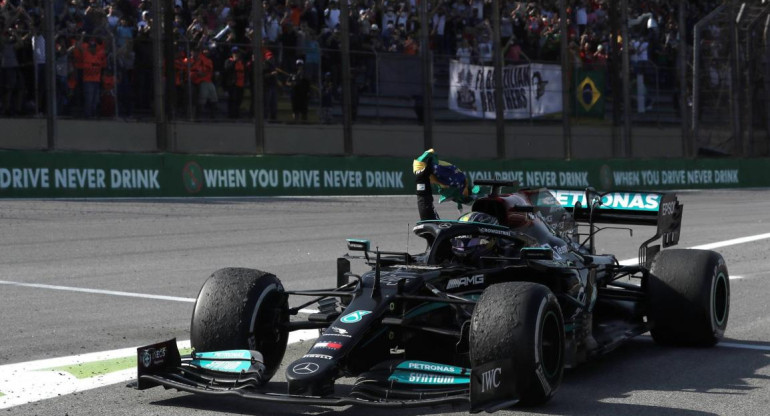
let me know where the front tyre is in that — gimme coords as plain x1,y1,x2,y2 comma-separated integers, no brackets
647,249,730,347
190,267,289,382
470,282,565,406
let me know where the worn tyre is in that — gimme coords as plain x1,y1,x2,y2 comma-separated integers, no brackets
647,249,729,347
190,267,289,382
470,282,565,406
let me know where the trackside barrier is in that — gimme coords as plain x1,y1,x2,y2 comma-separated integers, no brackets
0,150,763,199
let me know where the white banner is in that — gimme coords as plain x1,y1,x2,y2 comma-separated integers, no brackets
448,61,562,119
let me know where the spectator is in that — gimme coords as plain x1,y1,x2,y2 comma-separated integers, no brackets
324,0,340,30
1,24,27,116
223,46,245,118
190,48,217,119
115,38,135,117
287,58,311,120
320,71,333,123
456,37,472,64
263,49,279,121
303,29,320,83
54,38,72,115
79,36,107,118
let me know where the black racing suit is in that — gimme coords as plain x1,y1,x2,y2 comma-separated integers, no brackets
415,165,439,221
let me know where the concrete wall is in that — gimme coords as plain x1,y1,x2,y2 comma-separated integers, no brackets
0,118,686,159
0,119,47,150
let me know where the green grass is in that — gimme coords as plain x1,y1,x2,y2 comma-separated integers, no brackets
42,347,193,380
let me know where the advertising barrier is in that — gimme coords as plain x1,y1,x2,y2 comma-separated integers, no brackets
0,150,761,199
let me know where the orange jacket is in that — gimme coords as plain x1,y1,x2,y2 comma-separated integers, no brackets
81,45,106,83
190,53,213,84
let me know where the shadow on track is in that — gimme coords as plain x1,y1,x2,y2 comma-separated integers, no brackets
147,337,770,416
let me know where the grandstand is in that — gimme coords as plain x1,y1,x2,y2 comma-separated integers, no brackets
0,1,767,156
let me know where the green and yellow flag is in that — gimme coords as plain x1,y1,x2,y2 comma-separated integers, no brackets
574,70,605,118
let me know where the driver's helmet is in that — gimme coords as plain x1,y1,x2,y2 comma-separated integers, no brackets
457,211,499,225
450,235,497,263
451,212,500,263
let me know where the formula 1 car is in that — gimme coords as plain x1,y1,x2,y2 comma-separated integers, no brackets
136,180,730,412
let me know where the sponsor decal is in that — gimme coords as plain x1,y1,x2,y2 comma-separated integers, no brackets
480,367,502,393
340,310,372,323
416,183,426,191
399,361,464,375
141,350,152,368
479,227,512,237
182,161,204,193
439,222,452,229
409,374,456,384
140,347,167,368
661,201,677,216
313,341,343,350
292,362,319,375
200,360,248,372
446,275,484,290
324,326,352,338
388,370,470,385
553,190,661,212
303,354,333,360
196,350,251,360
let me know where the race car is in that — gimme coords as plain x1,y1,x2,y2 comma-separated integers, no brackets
135,180,730,412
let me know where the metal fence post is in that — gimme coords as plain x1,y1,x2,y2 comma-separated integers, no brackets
492,0,505,159
151,0,166,151
252,0,265,153
621,0,631,157
730,0,742,156
560,0,571,160
112,36,119,120
420,0,433,150
44,0,56,149
340,0,353,155
679,0,690,157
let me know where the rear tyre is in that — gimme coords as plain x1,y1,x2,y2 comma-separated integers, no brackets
647,249,730,347
190,267,289,382
470,282,565,406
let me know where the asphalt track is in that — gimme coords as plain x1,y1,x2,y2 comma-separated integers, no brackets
2,190,770,415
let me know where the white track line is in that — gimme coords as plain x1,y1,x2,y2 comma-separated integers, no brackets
0,329,319,410
618,231,770,268
0,280,196,302
691,232,770,251
0,281,320,314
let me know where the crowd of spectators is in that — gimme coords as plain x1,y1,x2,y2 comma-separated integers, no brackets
0,0,726,120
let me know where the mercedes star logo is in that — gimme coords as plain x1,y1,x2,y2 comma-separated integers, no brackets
292,362,320,375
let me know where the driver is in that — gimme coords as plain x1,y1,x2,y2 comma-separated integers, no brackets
413,149,477,221
450,212,503,265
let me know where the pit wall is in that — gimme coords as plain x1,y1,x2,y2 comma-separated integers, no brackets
0,149,760,198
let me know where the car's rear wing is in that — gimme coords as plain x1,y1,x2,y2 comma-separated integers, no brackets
550,189,683,265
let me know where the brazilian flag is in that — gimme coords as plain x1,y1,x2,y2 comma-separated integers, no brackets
574,70,605,118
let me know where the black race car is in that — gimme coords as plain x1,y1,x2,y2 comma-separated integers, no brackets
136,180,730,412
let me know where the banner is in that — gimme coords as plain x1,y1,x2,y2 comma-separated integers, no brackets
448,61,562,119
574,69,605,118
0,150,763,198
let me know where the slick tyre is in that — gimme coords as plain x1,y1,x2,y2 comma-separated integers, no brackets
190,267,289,382
470,282,565,406
647,249,730,347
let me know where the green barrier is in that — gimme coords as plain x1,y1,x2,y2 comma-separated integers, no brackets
0,150,760,199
